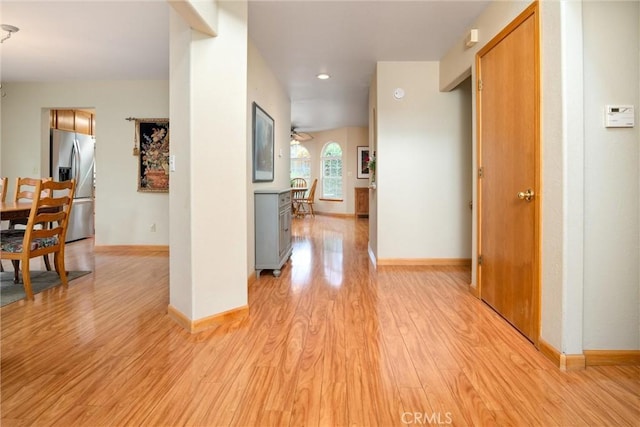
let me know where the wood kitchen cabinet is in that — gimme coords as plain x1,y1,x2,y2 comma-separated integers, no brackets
51,109,95,135
355,187,369,217
54,110,76,132
74,110,93,135
254,189,293,277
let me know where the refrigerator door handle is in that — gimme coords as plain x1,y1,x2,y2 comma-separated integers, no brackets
68,140,75,171
73,139,80,182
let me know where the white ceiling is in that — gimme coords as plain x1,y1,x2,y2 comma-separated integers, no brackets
1,0,490,132
0,1,171,81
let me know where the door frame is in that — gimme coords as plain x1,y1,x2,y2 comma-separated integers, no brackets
475,1,541,346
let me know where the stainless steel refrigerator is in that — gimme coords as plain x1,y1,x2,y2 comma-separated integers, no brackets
50,129,95,242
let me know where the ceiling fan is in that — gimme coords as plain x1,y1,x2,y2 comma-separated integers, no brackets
290,127,313,144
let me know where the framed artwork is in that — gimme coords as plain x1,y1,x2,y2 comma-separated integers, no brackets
252,102,275,182
357,146,370,179
137,118,170,192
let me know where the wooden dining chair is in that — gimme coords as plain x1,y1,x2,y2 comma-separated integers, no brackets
10,177,53,226
290,177,307,216
0,177,7,202
8,177,54,275
12,177,53,206
0,179,75,300
0,177,7,272
291,178,307,189
297,178,317,217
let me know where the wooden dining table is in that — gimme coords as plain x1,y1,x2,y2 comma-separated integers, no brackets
1,201,62,221
1,201,45,221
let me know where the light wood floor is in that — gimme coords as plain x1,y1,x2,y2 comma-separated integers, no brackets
1,216,638,426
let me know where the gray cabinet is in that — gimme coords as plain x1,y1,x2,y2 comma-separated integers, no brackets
255,189,293,277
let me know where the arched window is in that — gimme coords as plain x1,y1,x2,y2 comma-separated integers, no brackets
290,144,311,181
321,142,343,199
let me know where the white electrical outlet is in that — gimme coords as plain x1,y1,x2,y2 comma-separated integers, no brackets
150,223,156,232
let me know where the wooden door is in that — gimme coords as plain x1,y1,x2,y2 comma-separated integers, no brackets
477,3,540,343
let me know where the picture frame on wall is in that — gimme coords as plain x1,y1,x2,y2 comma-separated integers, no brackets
357,146,370,179
137,118,170,193
252,102,275,182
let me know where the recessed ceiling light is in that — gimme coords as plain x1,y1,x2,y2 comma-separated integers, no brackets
317,73,330,80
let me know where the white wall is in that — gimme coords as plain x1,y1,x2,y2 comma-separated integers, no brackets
439,0,530,91
582,1,639,350
439,0,640,353
0,80,169,246
169,7,193,318
376,61,472,261
247,39,292,274
440,0,530,294
539,0,573,355
368,69,379,263
299,126,368,216
440,0,570,352
169,0,249,321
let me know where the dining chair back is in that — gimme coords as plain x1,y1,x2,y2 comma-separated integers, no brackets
0,179,76,300
297,178,317,217
0,177,6,272
291,177,307,189
0,177,7,202
9,177,55,275
13,177,52,203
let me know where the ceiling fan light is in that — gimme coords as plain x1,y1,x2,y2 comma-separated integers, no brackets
1,24,19,44
316,73,330,80
291,126,314,143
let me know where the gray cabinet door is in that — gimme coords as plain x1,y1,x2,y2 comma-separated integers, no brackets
255,189,292,277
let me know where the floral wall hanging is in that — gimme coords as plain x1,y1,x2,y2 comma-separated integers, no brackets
137,118,170,192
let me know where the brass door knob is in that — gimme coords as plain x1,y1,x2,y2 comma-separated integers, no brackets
517,188,534,201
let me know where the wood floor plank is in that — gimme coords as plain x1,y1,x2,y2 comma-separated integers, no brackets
1,216,638,426
319,382,347,427
230,366,276,427
345,346,377,426
263,313,307,412
318,300,347,426
136,376,223,427
398,387,436,423
289,302,327,427
437,369,497,426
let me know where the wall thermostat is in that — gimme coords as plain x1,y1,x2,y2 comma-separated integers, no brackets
393,88,405,100
605,105,634,128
